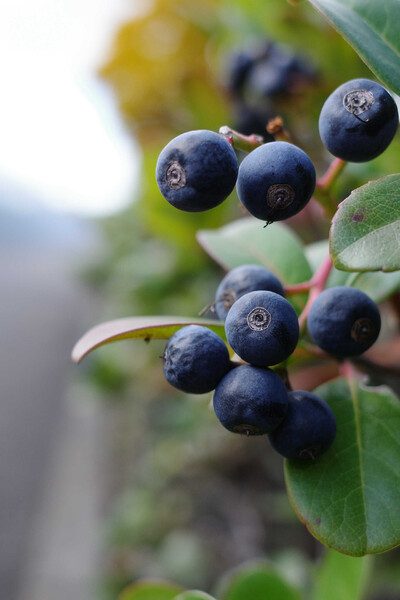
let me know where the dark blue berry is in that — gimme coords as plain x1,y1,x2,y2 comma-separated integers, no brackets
247,45,300,97
307,286,381,358
268,390,336,460
226,40,316,100
156,130,239,212
215,264,285,321
319,78,399,162
225,49,256,96
225,290,299,366
213,364,289,435
253,43,317,97
163,325,231,394
236,141,316,223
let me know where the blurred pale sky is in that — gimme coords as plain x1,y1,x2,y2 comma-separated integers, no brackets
0,0,148,216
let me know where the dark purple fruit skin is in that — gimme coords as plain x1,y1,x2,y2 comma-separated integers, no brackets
226,40,317,99
163,325,231,394
319,78,399,162
225,290,299,366
226,49,255,95
307,286,381,358
215,264,285,321
236,141,316,223
268,390,337,460
156,130,238,212
213,364,289,435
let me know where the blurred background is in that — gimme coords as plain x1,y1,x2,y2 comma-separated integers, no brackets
1,0,399,599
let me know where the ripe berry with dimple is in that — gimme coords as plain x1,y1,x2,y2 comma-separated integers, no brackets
156,130,239,212
213,364,289,435
307,286,381,357
268,390,337,460
163,325,231,394
215,264,285,321
236,141,316,223
225,290,299,366
318,78,399,162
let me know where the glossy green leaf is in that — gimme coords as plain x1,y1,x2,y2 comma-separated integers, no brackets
217,561,302,600
197,218,312,313
311,549,372,600
119,581,183,600
306,239,400,302
307,0,400,95
330,175,400,272
285,377,400,556
174,592,217,600
72,316,225,363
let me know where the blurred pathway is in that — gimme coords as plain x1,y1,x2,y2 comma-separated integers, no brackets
0,207,106,599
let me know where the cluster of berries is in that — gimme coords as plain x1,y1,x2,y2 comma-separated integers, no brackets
226,40,317,101
156,78,398,222
162,264,381,461
157,77,397,461
156,129,316,225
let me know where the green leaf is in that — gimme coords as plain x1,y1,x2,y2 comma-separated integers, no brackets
197,218,312,313
217,561,302,600
285,377,400,556
350,270,400,303
174,592,217,600
307,0,400,95
72,316,225,363
311,549,372,600
119,581,183,600
330,175,400,272
306,239,400,302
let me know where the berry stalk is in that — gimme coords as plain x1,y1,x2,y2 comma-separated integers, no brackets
313,157,347,218
285,252,333,297
296,254,333,332
219,126,264,152
316,157,347,191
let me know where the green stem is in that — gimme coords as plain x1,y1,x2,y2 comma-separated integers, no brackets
219,126,264,153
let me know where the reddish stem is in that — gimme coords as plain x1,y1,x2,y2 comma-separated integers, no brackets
285,280,313,295
339,360,361,381
285,253,333,296
316,157,347,191
219,126,264,152
298,288,319,332
297,254,333,332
